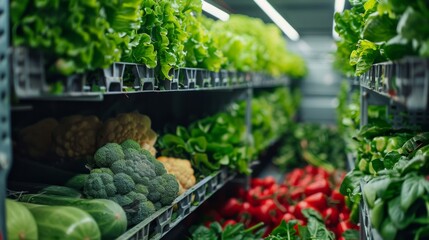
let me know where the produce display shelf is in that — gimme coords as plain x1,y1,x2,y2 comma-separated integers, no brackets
12,48,289,101
359,181,382,240
116,168,236,240
360,57,429,110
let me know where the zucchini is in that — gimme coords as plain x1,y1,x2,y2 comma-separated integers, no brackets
6,199,38,240
21,202,101,240
65,174,89,191
9,181,82,198
19,194,127,239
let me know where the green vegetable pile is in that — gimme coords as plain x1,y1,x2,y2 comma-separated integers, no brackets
83,139,179,225
12,0,306,81
158,88,299,176
334,0,429,76
273,123,347,172
189,221,265,240
341,126,429,239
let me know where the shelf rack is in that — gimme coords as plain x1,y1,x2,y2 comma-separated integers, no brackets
359,57,429,240
11,47,290,101
117,169,235,240
0,0,9,237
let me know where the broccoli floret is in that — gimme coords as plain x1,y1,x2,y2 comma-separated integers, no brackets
135,184,149,196
138,149,167,175
147,174,179,206
127,201,156,225
126,191,147,202
94,143,124,167
84,172,117,198
120,139,141,151
90,167,114,176
113,173,136,194
111,149,156,184
109,194,133,206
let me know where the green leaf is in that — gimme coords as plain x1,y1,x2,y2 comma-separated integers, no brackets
388,196,414,230
342,229,359,240
401,174,426,211
187,137,208,152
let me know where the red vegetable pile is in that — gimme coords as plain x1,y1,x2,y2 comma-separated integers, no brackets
207,165,359,238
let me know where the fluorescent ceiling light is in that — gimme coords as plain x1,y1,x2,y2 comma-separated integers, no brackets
202,1,230,21
253,0,300,41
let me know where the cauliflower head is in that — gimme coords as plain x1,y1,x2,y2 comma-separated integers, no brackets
52,115,102,158
157,156,196,194
97,112,158,155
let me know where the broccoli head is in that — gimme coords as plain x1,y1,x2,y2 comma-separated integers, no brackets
109,194,133,206
135,184,149,196
90,167,114,176
126,200,156,225
138,149,167,175
126,191,147,202
111,149,157,184
94,143,125,167
120,139,141,151
113,173,136,194
147,174,179,206
84,172,117,198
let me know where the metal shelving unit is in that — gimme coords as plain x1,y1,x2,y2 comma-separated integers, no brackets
117,169,235,240
359,57,429,240
0,0,10,238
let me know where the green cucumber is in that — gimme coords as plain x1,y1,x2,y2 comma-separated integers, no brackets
65,174,89,191
19,194,127,239
21,202,101,240
9,181,82,198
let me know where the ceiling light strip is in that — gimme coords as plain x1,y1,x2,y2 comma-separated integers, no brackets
253,0,300,41
202,1,230,21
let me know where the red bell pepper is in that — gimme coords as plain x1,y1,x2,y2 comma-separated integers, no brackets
294,200,316,220
285,168,304,186
303,192,327,211
304,179,331,196
290,187,304,201
323,207,339,227
220,198,242,218
330,189,345,209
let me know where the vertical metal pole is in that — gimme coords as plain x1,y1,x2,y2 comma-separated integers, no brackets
0,0,10,238
360,86,368,128
244,86,253,189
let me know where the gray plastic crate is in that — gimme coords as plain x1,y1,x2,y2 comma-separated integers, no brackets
0,0,10,238
360,58,429,110
209,71,220,87
116,169,235,240
161,68,179,90
196,69,210,88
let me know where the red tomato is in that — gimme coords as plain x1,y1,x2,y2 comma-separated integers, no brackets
247,186,263,206
294,201,317,220
262,183,278,197
279,213,296,224
255,199,278,223
337,220,355,234
221,198,242,217
287,205,296,214
299,175,314,188
286,169,304,186
276,185,289,205
339,209,350,221
204,221,212,228
303,192,327,211
290,187,304,200
238,202,254,224
304,179,331,196
323,207,340,226
304,165,318,175
330,190,345,208
222,219,237,228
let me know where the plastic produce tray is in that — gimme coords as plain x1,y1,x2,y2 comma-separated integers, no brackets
11,47,290,100
359,181,382,240
116,168,236,240
360,57,429,110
